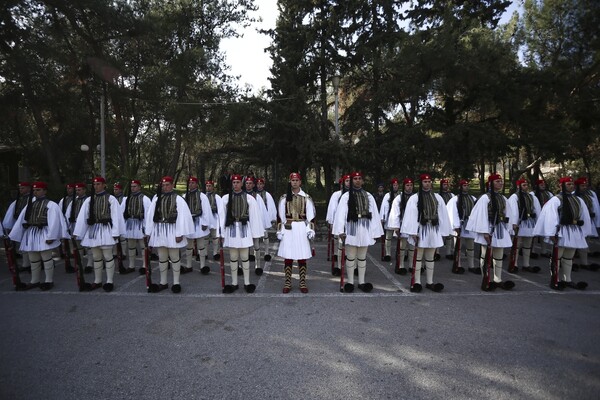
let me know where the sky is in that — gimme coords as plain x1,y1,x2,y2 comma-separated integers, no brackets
220,1,522,95
220,0,278,94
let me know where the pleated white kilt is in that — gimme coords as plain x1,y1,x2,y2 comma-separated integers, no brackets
18,226,61,252
148,222,188,248
187,217,210,239
223,222,254,248
80,223,118,247
277,221,312,260
124,218,145,239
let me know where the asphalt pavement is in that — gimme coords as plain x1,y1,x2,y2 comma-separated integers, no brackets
1,239,600,400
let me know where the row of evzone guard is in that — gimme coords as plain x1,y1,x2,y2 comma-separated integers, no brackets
4,171,598,293
3,173,319,294
327,173,598,292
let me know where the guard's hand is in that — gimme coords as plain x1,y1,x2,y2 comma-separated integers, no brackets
307,229,315,240
175,236,183,243
484,234,491,245
339,233,347,241
113,236,119,241
201,225,208,231
276,231,284,240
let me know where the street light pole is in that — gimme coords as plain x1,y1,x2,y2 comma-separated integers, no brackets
332,75,341,183
100,94,106,178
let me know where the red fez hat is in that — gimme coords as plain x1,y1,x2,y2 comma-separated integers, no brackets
32,181,47,189
390,178,399,184
419,174,432,181
231,174,242,182
93,176,106,183
66,183,75,189
559,176,573,184
350,171,363,178
516,179,527,186
113,183,123,189
131,180,141,185
161,176,173,183
575,177,588,185
18,182,31,187
245,176,255,183
257,178,265,184
536,179,546,185
343,174,351,181
487,173,502,182
403,178,414,185
440,178,449,184
289,172,302,181
459,179,469,185
188,176,199,183
74,182,86,188
205,180,214,185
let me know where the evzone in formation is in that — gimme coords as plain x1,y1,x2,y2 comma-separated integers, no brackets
276,172,316,293
255,178,278,263
73,176,125,292
2,182,33,272
400,174,452,292
120,179,152,274
204,180,224,261
326,174,350,276
507,178,542,273
386,178,415,275
533,176,595,289
243,176,270,275
65,183,94,273
466,173,516,291
144,176,194,293
9,181,68,290
219,174,264,293
182,176,212,275
573,176,600,271
332,171,383,293
445,179,477,274
379,178,400,262
438,178,455,260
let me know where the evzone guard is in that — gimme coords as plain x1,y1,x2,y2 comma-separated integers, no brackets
386,178,415,275
144,176,194,293
400,174,452,292
73,176,125,292
219,174,264,293
276,172,316,293
9,181,68,290
183,176,212,275
120,179,152,274
332,171,383,293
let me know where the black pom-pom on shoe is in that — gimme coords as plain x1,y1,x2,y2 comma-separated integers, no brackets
343,283,354,293
264,254,272,261
200,266,210,275
244,284,256,293
103,283,114,292
426,283,444,292
248,254,256,261
358,283,373,293
332,267,341,276
255,268,263,276
40,282,54,291
171,284,181,293
222,284,239,294
213,254,220,261
410,283,422,293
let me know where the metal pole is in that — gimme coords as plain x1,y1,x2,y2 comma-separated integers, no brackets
334,78,340,182
100,94,106,178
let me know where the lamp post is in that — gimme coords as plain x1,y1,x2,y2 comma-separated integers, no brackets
100,94,106,178
332,74,341,182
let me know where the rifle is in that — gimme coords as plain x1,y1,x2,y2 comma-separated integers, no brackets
62,238,73,272
116,240,126,273
219,237,225,289
481,223,496,291
508,226,519,273
394,234,401,272
1,221,26,290
451,230,464,274
70,232,91,291
410,235,421,292
331,234,339,276
327,225,332,261
339,235,346,292
144,234,159,292
380,233,385,261
309,222,316,257
549,226,564,290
